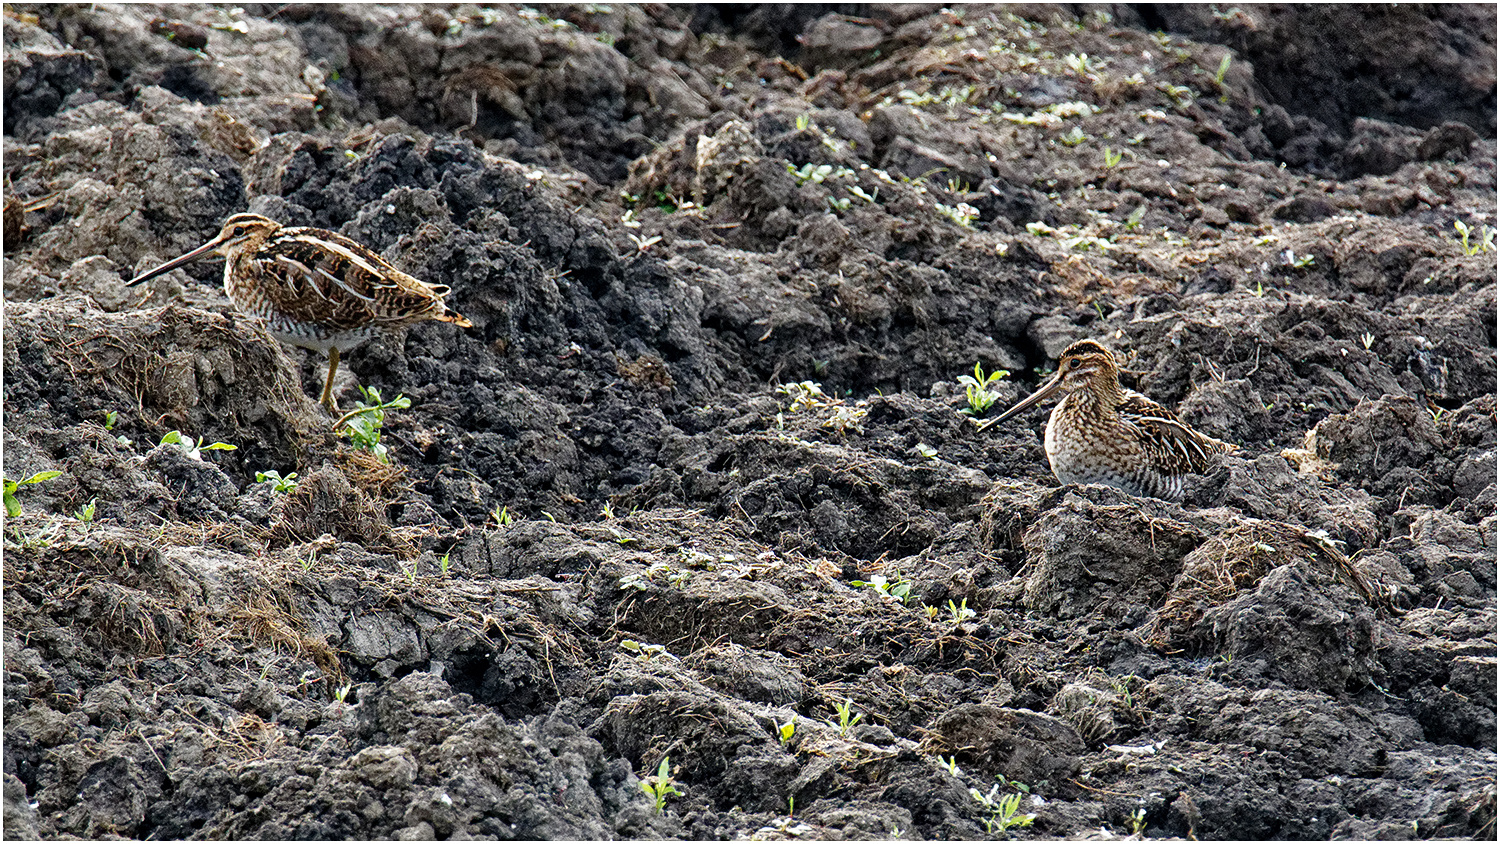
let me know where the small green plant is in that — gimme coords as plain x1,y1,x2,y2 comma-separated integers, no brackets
832,699,864,736
1361,332,1375,351
491,505,514,527
1123,204,1147,230
970,784,1036,834
640,756,684,815
776,716,797,746
3,470,63,518
1214,54,1232,101
788,795,796,816
850,574,912,604
934,201,980,227
439,551,451,575
940,755,963,776
1058,126,1088,147
255,470,299,493
336,386,410,463
334,682,353,703
300,548,317,572
795,113,811,131
1064,52,1098,76
958,363,1008,416
1130,806,1147,835
73,498,97,523
1103,146,1122,168
827,195,851,212
652,189,680,213
848,185,878,204
159,430,238,460
103,410,133,446
620,639,675,662
924,604,941,621
777,380,831,411
1250,278,1268,298
1162,83,1194,108
946,598,977,624
1455,220,1495,255
788,163,853,186
915,443,939,460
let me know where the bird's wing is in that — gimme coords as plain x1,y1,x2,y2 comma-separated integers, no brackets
1119,391,1233,474
259,229,451,325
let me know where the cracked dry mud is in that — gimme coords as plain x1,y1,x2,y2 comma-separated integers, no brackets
3,4,1496,840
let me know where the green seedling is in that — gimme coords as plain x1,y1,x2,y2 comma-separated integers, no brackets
958,363,1009,416
159,430,238,460
935,201,979,227
334,682,352,703
795,113,811,131
74,498,97,523
940,755,963,776
1123,204,1147,230
1103,146,1122,168
947,598,976,624
832,699,863,736
776,716,797,746
620,639,675,662
335,385,410,463
1455,220,1495,255
103,410,133,445
439,551,451,575
924,604,941,621
1130,807,1147,835
3,470,63,518
491,505,514,527
255,470,298,493
970,784,1036,834
1214,54,1232,102
850,574,912,604
1058,126,1087,147
640,756,683,814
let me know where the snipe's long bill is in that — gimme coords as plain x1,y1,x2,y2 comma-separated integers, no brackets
977,339,1234,500
129,213,472,411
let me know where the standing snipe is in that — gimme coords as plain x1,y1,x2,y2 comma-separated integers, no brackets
977,339,1234,500
128,213,472,410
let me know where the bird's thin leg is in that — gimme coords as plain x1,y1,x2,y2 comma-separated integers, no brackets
321,347,340,411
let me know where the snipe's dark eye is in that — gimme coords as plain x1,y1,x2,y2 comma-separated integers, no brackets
231,226,246,237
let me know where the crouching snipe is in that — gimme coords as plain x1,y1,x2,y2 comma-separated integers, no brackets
128,213,472,411
977,340,1234,500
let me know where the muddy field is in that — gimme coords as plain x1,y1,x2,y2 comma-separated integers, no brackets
3,3,1496,840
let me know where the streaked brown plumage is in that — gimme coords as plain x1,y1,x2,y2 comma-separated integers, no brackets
128,213,472,410
977,340,1234,500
